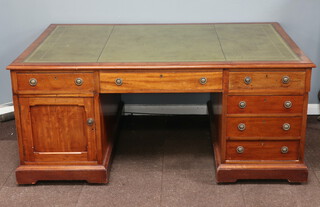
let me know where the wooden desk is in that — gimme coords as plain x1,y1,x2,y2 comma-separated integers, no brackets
7,23,315,184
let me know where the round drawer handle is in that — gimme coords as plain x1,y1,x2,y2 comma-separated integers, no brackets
238,123,246,131
281,146,289,154
284,101,292,109
282,76,290,84
199,77,207,85
115,78,123,86
244,76,252,85
236,146,245,154
75,78,83,86
282,123,291,131
239,101,247,109
29,78,37,86
87,118,94,126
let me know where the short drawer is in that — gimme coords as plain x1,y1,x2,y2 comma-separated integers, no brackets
226,140,300,160
16,72,95,94
227,95,304,114
229,71,306,93
100,71,223,93
226,117,302,139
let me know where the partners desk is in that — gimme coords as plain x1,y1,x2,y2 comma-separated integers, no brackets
7,23,315,184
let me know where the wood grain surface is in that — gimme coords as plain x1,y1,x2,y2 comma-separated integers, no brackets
18,97,96,163
16,72,95,94
227,95,304,114
226,117,302,139
100,70,223,93
226,140,299,160
228,71,306,93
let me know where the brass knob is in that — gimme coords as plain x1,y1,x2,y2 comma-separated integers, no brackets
282,123,291,131
282,76,290,84
239,101,247,109
284,101,292,109
281,146,289,154
75,78,83,86
236,146,245,154
244,76,252,85
115,78,123,86
238,123,246,131
29,78,37,86
199,77,207,85
87,118,94,126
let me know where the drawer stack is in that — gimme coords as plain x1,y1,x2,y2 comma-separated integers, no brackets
226,70,308,163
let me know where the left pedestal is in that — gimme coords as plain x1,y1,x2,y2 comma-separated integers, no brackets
11,71,122,184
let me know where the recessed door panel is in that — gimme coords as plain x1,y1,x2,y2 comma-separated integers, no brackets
19,97,96,163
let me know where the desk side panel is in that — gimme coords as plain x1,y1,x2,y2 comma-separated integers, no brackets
95,94,122,166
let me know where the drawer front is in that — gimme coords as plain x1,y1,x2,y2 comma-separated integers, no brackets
226,117,302,138
16,72,95,94
226,140,300,160
229,71,306,93
227,95,304,114
100,71,223,93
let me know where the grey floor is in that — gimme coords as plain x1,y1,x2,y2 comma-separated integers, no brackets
0,115,320,207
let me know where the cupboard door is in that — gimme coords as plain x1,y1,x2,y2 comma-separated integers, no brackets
19,97,96,163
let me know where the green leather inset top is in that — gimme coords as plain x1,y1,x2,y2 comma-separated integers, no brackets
99,25,225,62
24,24,299,63
25,25,114,62
214,24,299,61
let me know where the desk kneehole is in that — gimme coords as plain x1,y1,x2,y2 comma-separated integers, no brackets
100,71,223,93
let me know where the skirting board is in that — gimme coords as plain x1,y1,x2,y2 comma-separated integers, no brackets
124,104,320,115
1,103,320,116
307,104,320,115
0,102,14,121
0,103,14,115
124,104,208,115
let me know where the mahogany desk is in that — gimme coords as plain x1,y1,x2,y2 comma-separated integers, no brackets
7,23,315,184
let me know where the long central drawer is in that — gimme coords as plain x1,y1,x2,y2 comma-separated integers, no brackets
100,70,223,93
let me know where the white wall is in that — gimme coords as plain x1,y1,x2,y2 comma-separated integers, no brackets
1,0,319,104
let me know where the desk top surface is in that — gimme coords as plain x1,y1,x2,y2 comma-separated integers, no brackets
8,23,315,70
